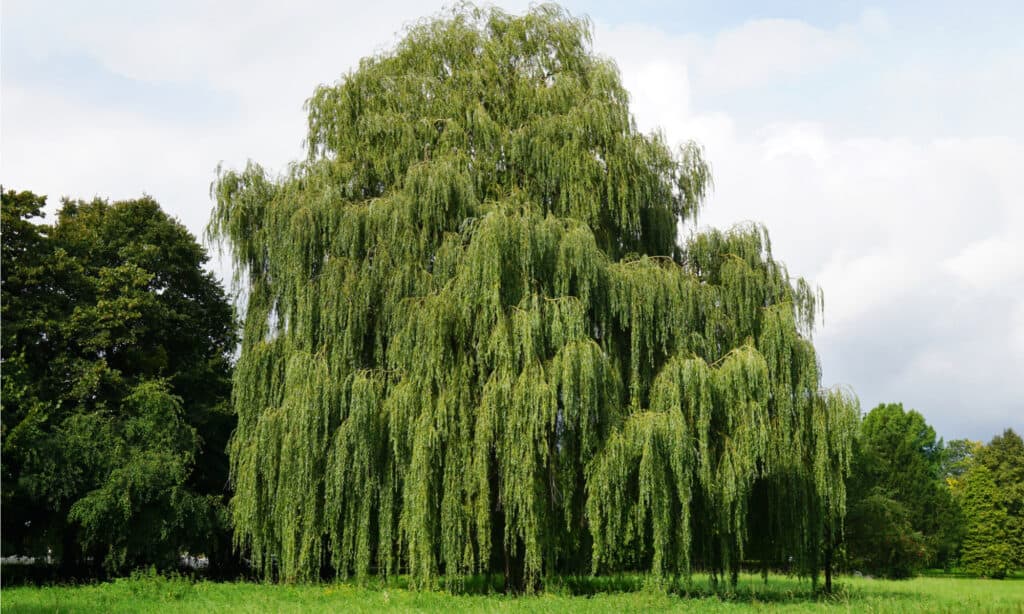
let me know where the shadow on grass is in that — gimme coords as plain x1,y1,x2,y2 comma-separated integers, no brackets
919,568,1024,581
372,572,918,606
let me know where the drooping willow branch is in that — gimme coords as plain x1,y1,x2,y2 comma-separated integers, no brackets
208,3,858,589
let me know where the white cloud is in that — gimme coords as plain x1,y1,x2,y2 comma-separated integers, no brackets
945,236,1024,290
596,9,884,100
698,18,857,93
858,8,891,36
2,84,217,230
1012,302,1024,356
758,122,831,166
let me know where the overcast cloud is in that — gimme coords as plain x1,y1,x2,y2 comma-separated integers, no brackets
3,1,1021,442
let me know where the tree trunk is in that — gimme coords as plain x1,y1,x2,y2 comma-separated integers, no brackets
503,540,512,593
59,528,80,579
824,543,833,594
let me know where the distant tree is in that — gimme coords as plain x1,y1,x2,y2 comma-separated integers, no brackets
958,463,1015,578
940,438,981,484
968,429,1024,571
844,403,961,576
845,492,925,578
1,190,237,575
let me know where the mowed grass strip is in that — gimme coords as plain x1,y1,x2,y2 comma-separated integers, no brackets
3,573,1023,613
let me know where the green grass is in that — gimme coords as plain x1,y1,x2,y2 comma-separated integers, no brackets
3,572,1023,613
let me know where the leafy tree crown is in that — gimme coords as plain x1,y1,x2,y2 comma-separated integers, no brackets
210,4,857,587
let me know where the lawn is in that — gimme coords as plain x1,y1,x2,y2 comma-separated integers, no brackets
3,572,1023,613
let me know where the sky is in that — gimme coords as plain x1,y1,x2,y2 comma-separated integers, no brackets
3,1,1022,442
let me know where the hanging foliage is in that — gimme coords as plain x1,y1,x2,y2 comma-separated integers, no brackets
209,3,859,589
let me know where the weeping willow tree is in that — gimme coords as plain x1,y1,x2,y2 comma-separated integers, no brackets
209,3,859,591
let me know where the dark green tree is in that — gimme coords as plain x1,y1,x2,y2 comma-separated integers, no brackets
844,492,924,579
844,403,962,576
210,5,858,590
1,190,237,575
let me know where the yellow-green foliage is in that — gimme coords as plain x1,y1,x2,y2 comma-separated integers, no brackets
208,4,858,588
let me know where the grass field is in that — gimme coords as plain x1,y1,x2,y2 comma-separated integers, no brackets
3,572,1023,613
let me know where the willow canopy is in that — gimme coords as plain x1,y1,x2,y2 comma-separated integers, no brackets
209,4,859,590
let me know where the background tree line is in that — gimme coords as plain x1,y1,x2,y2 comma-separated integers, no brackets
843,403,1023,579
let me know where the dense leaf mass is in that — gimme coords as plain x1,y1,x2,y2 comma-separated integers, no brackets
210,4,858,588
956,430,1024,577
843,403,963,577
1,191,237,574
